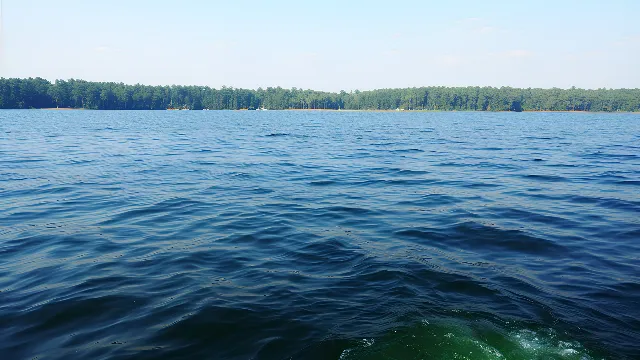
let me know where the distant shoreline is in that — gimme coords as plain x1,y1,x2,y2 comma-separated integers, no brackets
13,108,634,114
280,109,625,113
3,78,639,113
41,108,85,111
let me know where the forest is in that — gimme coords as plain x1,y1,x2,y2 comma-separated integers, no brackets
1,77,639,112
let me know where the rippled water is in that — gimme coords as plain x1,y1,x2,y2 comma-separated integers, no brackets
1,110,639,359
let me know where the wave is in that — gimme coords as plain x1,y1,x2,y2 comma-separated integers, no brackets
338,321,603,360
395,222,568,257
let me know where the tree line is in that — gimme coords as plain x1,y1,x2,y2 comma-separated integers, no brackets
1,77,639,112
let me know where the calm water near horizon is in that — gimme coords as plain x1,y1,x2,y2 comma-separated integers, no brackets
1,110,639,359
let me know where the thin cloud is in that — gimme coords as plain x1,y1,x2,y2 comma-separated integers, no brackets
435,54,465,66
457,17,482,24
613,35,640,46
477,26,497,34
384,49,400,56
94,46,122,54
503,50,534,58
456,18,500,35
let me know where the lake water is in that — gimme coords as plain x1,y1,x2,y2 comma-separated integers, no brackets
1,110,639,359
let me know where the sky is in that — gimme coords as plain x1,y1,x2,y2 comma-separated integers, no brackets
0,0,639,91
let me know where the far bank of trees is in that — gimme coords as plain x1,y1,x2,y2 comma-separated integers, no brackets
1,77,639,112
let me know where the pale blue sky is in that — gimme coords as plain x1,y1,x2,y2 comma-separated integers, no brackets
1,0,639,91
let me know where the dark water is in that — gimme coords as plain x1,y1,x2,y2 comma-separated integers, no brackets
1,110,639,360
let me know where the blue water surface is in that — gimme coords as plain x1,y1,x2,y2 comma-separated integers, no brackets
0,110,639,359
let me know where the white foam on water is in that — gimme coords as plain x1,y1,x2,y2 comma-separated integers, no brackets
507,329,595,359
338,348,352,360
338,322,602,360
361,338,375,347
471,340,505,359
